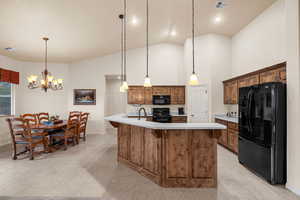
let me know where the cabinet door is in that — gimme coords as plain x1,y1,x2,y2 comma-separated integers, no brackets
130,126,144,166
247,74,259,86
277,67,286,83
228,129,238,153
118,124,131,160
143,129,161,175
153,87,171,95
171,86,185,105
128,86,145,104
224,81,238,104
165,131,189,178
144,87,153,105
259,69,280,84
215,119,228,146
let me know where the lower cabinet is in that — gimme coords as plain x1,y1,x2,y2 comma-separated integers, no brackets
214,118,239,154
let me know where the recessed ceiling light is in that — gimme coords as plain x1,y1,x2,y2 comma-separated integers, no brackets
170,30,177,37
4,47,15,52
131,16,139,25
216,1,227,8
214,16,222,24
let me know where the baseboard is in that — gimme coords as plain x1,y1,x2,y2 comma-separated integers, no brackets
286,185,300,196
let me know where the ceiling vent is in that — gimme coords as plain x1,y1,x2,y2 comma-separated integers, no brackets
216,1,227,8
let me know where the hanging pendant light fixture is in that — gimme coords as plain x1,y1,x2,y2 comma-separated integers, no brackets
189,0,199,86
121,0,129,91
119,14,126,93
27,37,63,92
144,0,152,88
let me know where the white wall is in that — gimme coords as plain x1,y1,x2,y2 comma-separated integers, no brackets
184,34,232,120
232,0,286,76
68,43,184,133
0,55,22,146
17,62,69,119
285,0,300,195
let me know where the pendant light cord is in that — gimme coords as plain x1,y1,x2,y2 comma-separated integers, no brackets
192,0,195,74
146,0,149,78
124,0,127,81
120,15,124,82
45,39,48,71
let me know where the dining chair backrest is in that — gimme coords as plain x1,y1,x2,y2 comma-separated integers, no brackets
21,114,38,125
69,111,81,119
37,112,49,124
79,112,89,130
7,118,32,141
67,113,80,129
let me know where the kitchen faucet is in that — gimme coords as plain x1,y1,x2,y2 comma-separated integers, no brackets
138,107,147,120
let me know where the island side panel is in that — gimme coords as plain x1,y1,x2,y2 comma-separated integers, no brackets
118,124,131,161
130,126,144,166
162,129,218,188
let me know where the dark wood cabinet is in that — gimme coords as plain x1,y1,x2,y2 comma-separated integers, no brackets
223,62,286,105
215,118,238,154
144,87,153,105
128,85,185,105
224,80,238,104
171,86,185,105
128,86,145,104
171,116,187,123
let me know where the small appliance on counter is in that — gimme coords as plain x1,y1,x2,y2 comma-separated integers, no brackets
152,95,171,105
152,108,171,123
178,107,185,115
238,82,287,185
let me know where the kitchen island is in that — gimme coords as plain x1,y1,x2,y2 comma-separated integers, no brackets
105,114,226,188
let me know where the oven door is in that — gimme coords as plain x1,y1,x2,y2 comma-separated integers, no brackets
152,95,171,105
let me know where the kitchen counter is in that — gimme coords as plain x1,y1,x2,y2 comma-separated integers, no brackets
105,114,226,188
214,114,238,123
105,114,226,130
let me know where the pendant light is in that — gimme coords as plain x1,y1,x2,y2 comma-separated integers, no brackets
119,14,126,93
121,0,129,90
27,37,63,92
144,0,152,87
189,0,199,86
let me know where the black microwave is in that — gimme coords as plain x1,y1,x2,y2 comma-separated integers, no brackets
152,95,171,105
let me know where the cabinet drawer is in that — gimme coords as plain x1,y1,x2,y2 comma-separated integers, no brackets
228,122,238,131
172,116,187,123
215,118,227,125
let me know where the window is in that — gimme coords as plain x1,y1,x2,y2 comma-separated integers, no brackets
0,82,13,116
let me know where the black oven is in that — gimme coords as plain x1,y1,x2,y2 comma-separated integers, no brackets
152,95,171,105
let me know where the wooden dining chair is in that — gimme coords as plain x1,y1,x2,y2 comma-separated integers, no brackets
78,112,89,141
21,114,38,125
6,117,49,160
52,114,80,150
69,111,81,119
37,112,49,124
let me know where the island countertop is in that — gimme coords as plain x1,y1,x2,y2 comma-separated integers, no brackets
105,114,227,130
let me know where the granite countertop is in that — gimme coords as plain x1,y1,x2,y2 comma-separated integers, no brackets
127,112,188,117
105,114,226,130
214,114,239,123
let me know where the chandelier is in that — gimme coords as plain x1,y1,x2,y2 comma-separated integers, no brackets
27,37,63,92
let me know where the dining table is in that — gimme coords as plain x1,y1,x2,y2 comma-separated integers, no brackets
29,120,68,152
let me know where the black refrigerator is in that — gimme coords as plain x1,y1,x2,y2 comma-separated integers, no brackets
238,82,287,184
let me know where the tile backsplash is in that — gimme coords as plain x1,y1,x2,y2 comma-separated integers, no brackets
127,104,186,115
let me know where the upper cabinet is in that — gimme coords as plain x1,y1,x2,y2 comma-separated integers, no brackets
171,86,185,105
223,62,286,105
128,86,185,105
128,86,145,104
224,80,238,104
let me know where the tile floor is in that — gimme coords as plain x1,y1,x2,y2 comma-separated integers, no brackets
0,131,299,200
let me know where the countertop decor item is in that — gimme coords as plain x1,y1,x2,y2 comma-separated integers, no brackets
27,37,63,92
74,89,96,105
188,0,200,86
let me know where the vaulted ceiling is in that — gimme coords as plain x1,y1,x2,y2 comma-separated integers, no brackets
0,0,276,62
